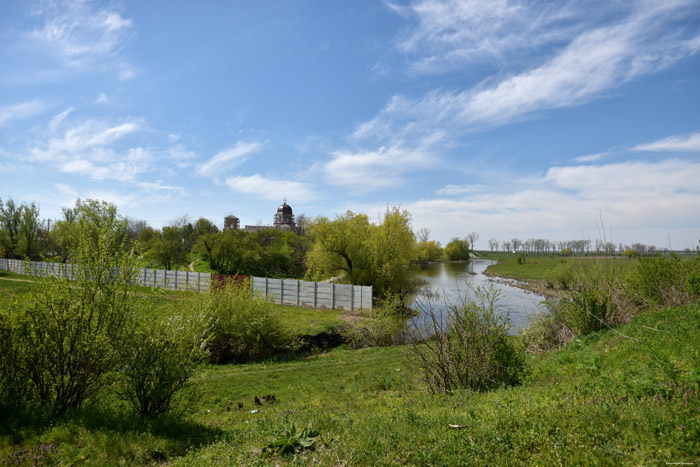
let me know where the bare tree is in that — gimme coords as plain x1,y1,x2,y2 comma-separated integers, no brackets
487,238,499,252
467,232,479,250
417,227,431,243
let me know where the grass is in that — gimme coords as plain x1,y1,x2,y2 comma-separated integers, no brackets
2,295,699,464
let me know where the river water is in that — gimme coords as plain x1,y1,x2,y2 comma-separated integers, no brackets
412,259,548,331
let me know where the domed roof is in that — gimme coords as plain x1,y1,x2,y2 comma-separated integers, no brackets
277,202,293,215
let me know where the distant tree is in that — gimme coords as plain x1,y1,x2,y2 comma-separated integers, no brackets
466,232,479,251
294,213,311,236
488,238,499,253
416,227,431,243
510,238,522,253
148,226,187,270
444,238,470,261
17,202,41,260
0,198,23,258
416,240,443,262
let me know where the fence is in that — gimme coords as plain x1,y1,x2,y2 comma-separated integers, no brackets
251,277,372,311
0,258,211,292
0,258,372,310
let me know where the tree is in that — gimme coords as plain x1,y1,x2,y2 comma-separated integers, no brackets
444,237,470,261
488,238,499,252
0,198,23,258
17,202,41,260
307,208,417,297
416,240,443,262
307,211,371,285
148,226,187,270
466,232,479,251
416,227,431,243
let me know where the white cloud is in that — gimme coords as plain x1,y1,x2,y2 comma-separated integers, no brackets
631,131,700,152
96,93,108,103
225,174,316,202
400,158,700,248
436,184,486,195
0,100,45,126
28,0,136,77
196,141,265,177
574,152,606,163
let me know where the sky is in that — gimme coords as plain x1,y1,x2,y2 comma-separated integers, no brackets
1,0,699,250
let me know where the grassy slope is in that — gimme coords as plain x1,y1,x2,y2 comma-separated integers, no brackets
2,301,698,465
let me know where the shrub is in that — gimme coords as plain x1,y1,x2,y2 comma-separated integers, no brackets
118,311,212,418
545,261,574,290
558,289,615,335
4,212,142,416
519,301,574,352
409,285,525,393
192,280,288,363
339,296,409,348
626,255,697,309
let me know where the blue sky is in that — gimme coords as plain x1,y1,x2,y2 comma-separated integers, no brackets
1,0,699,249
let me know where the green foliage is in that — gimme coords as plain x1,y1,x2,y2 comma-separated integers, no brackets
307,208,417,297
262,424,320,456
626,254,698,308
118,311,213,418
622,248,638,258
518,301,574,352
0,206,139,415
0,198,42,260
545,261,574,289
415,239,443,262
560,247,572,256
410,285,525,393
444,237,470,260
191,281,288,363
558,288,615,335
339,297,409,348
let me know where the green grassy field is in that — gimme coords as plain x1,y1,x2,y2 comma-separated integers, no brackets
1,269,698,465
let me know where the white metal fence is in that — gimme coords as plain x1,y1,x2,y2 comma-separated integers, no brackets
251,277,372,311
0,258,372,310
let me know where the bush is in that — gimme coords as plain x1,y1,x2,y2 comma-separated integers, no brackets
193,280,288,363
118,311,212,418
339,296,409,348
626,255,697,309
545,261,574,290
409,285,525,393
519,301,574,352
3,213,142,416
558,289,615,336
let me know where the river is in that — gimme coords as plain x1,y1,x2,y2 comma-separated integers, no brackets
412,259,548,331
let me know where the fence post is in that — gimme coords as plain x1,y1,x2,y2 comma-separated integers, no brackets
351,286,355,311
332,283,335,310
265,277,268,299
313,281,317,308
280,279,283,304
296,280,300,306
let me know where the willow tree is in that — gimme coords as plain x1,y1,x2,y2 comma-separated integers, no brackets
307,208,417,297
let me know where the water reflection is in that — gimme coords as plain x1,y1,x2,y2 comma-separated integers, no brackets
411,259,547,330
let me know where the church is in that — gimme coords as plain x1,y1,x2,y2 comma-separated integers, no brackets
224,200,296,233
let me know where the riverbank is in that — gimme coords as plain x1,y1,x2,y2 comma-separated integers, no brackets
2,300,697,464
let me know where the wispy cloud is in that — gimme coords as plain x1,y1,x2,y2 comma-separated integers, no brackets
27,0,136,77
632,131,700,152
196,141,266,177
0,100,45,126
324,139,438,191
436,184,486,195
390,0,583,73
225,174,315,202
